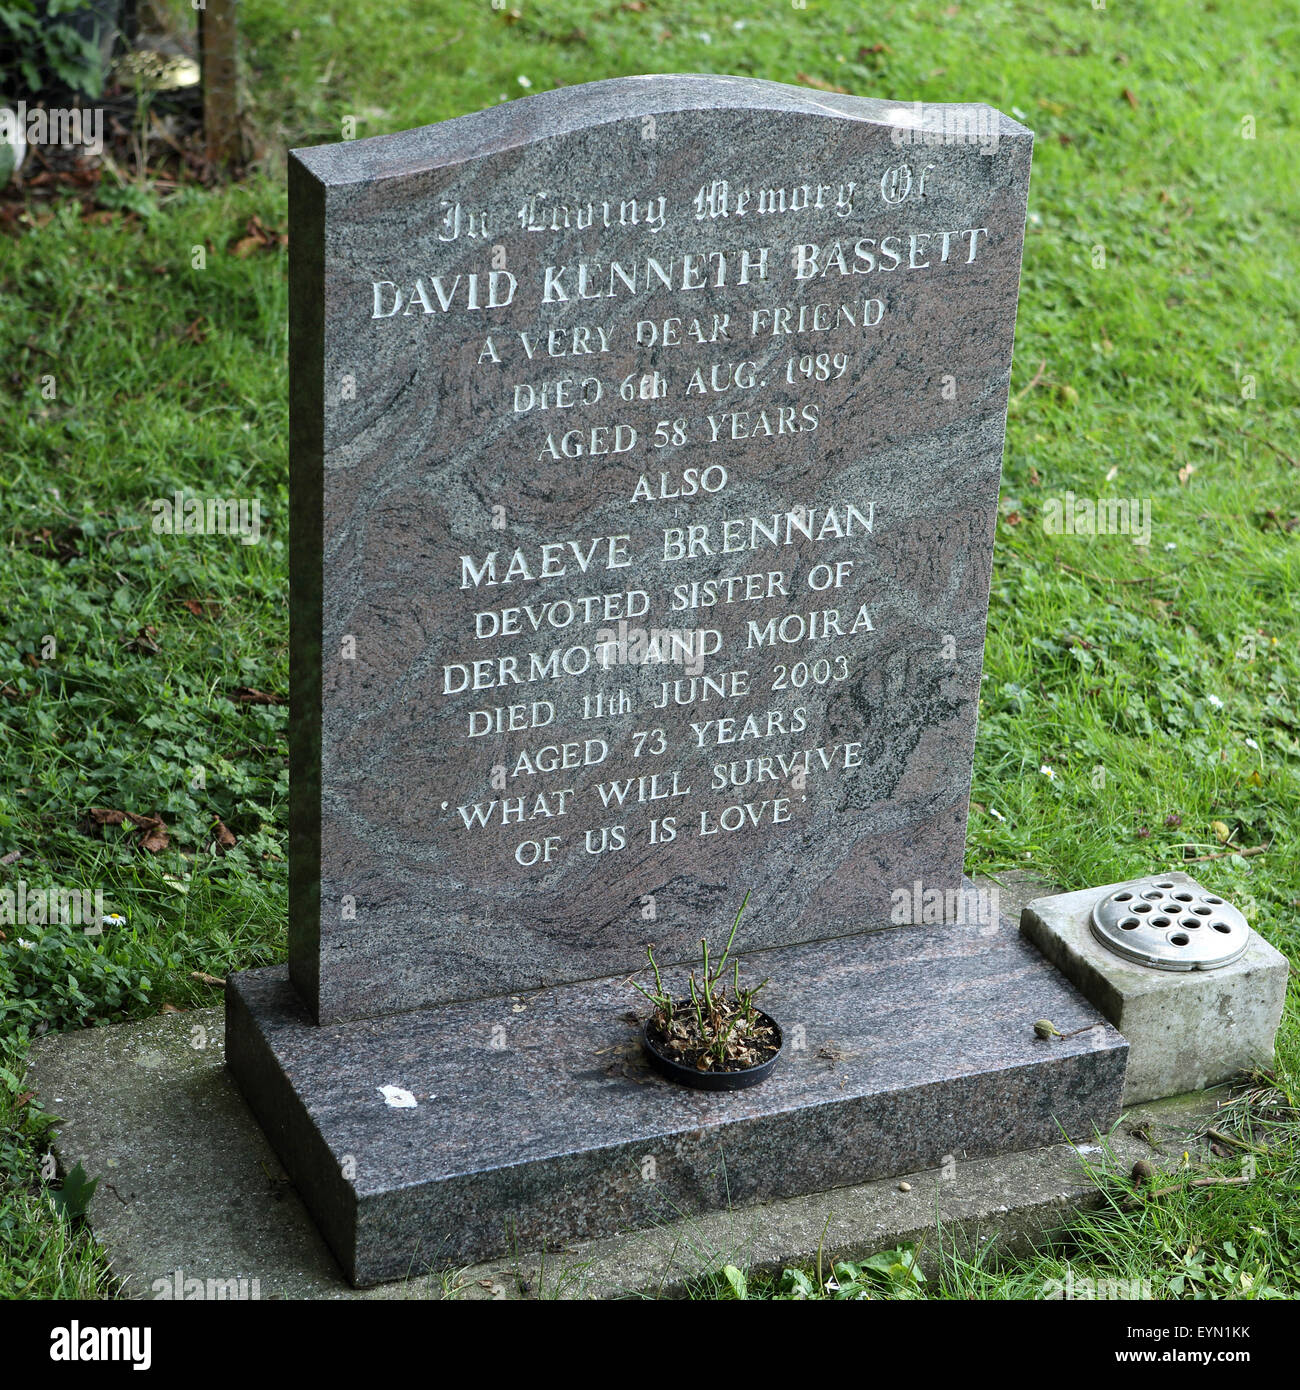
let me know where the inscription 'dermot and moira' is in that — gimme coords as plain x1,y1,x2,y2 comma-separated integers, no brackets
340,159,993,874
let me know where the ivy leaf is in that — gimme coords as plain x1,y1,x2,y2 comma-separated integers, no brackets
49,1161,99,1221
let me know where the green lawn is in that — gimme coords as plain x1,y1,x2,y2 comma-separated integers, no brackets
1,0,1297,1299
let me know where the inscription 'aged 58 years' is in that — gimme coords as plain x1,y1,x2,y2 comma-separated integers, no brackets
287,76,1033,1022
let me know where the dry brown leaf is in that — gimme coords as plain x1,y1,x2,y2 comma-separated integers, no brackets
231,686,285,705
139,820,169,853
1122,88,1139,109
89,808,169,852
229,214,286,257
797,72,849,94
178,597,223,619
121,625,161,655
212,821,237,853
190,970,227,987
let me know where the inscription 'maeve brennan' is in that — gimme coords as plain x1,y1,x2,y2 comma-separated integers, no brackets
288,76,1033,1022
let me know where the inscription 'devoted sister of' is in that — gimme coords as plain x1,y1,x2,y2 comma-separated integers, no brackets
288,75,1033,1022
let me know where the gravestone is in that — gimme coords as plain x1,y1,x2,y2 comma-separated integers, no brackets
228,75,1127,1285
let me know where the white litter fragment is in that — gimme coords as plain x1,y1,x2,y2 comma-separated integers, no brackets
378,1085,417,1109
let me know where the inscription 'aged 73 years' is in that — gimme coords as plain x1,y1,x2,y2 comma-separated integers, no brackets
288,76,1034,1022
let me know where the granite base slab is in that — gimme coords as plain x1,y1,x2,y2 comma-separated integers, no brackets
226,911,1128,1286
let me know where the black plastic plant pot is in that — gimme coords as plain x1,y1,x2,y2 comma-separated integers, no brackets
642,1009,783,1091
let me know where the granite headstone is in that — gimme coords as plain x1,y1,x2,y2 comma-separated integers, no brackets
288,74,1034,1023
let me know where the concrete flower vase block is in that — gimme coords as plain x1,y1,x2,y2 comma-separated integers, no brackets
1020,872,1288,1105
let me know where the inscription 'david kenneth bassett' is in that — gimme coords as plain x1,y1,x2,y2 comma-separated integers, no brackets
291,77,1033,1018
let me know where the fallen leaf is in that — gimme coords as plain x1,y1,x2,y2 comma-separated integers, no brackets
797,72,849,94
89,808,169,852
1122,87,1139,108
212,821,237,853
1178,462,1196,485
228,213,287,258
0,849,22,866
190,970,226,987
231,686,285,705
177,597,223,620
139,820,169,853
1005,511,1022,526
121,625,161,655
1211,820,1233,845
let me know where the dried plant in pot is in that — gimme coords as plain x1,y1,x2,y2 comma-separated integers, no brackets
633,892,783,1091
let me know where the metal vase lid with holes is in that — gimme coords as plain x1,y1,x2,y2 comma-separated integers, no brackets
1091,877,1250,971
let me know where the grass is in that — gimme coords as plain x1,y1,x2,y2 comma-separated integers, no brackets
1,0,1297,1299
690,1074,1300,1301
431,1076,1300,1300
